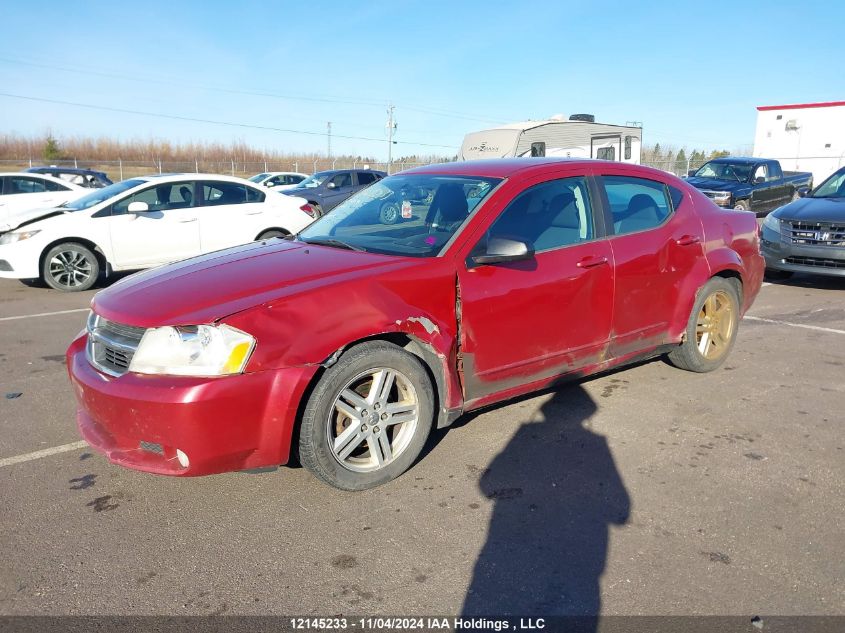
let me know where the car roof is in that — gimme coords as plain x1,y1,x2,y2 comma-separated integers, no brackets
0,171,84,185
705,157,763,164
25,166,109,177
135,173,261,182
399,158,678,180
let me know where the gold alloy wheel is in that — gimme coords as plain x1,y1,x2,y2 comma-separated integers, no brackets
695,290,736,360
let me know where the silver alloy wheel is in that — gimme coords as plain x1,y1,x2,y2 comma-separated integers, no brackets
48,249,93,288
327,367,419,473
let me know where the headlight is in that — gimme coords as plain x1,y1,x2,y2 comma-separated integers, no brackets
762,214,780,232
0,230,41,245
712,191,732,203
129,324,255,376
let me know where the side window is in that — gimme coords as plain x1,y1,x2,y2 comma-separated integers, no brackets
9,176,48,194
624,136,632,160
767,163,782,181
753,164,768,183
669,185,685,211
357,172,377,186
113,182,195,214
602,176,672,236
289,175,305,185
329,173,352,189
245,185,265,203
44,179,71,192
201,181,249,206
596,147,616,161
530,142,546,157
267,176,283,186
482,177,594,253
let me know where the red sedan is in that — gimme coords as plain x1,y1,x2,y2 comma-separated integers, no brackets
67,159,764,490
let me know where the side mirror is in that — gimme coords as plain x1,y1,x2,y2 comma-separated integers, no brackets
471,237,534,266
326,182,337,190
264,181,275,188
127,201,149,213
754,176,765,184
797,187,810,198
687,169,697,177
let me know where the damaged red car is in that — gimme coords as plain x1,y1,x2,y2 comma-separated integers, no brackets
67,159,764,490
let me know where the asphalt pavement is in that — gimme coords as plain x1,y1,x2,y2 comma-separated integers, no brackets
0,274,843,617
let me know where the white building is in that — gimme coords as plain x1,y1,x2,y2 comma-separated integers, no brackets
753,101,845,186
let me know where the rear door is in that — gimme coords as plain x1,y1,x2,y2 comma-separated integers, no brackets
107,181,202,268
197,180,267,251
597,171,704,357
456,172,614,403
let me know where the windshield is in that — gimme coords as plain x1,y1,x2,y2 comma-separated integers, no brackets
694,161,753,183
811,169,845,198
298,174,501,257
248,173,269,183
62,179,146,211
293,172,330,189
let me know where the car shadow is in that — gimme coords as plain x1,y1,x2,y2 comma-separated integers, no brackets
459,384,630,624
764,273,845,290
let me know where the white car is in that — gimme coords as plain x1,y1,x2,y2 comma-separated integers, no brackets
0,172,88,230
0,173,315,291
248,171,309,190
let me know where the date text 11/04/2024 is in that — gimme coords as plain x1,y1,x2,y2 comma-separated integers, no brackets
289,617,546,630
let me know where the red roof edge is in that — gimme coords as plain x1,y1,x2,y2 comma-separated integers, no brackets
757,101,845,111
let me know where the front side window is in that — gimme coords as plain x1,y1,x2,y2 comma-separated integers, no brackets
480,177,594,253
9,176,48,194
329,173,353,189
201,181,252,206
249,173,269,183
602,176,672,236
113,182,195,214
298,175,501,257
754,164,768,182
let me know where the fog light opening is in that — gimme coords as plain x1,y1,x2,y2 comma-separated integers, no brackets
176,449,190,468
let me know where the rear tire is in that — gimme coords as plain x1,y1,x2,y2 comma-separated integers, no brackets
379,201,401,225
42,242,100,292
310,203,324,218
668,277,740,373
298,341,434,491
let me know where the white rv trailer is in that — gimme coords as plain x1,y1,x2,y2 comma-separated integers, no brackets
459,115,642,163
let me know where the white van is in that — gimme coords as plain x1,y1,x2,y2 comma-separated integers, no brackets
460,115,642,163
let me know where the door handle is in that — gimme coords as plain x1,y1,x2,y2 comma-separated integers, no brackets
178,218,197,223
576,255,609,269
675,235,701,246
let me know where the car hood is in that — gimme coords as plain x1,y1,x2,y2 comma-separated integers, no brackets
775,196,845,223
1,206,68,232
91,240,417,327
685,177,747,192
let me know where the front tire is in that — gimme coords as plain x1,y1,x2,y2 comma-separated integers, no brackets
668,277,740,373
733,199,751,212
298,341,434,491
257,229,288,240
42,242,100,292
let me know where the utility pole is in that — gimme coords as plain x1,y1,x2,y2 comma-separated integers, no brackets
386,104,396,174
327,121,332,158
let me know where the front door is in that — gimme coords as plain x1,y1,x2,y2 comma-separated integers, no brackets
457,174,614,404
107,181,201,269
321,172,355,211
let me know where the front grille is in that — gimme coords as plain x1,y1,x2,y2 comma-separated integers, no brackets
86,314,146,376
785,256,845,269
785,221,845,247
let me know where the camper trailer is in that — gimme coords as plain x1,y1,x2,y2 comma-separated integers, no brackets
459,114,642,163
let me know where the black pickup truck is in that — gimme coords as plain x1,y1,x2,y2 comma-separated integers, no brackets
686,157,813,215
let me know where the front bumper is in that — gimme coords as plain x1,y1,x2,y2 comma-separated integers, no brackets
761,235,845,277
66,333,318,476
0,238,43,279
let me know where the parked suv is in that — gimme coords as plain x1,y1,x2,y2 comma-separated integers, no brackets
280,169,386,216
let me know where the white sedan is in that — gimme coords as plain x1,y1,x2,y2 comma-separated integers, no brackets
1,172,88,230
248,171,309,190
0,173,315,291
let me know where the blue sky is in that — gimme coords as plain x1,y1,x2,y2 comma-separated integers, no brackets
1,0,842,160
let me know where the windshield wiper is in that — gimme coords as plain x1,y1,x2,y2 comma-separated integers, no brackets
300,237,366,252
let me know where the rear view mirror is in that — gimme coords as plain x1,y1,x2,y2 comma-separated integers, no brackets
127,201,149,213
471,237,534,266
